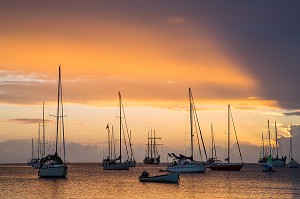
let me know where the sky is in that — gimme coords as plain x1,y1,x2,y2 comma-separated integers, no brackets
1,1,300,163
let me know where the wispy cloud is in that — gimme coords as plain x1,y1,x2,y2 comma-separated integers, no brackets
283,111,300,116
0,70,53,84
164,16,184,24
6,118,52,124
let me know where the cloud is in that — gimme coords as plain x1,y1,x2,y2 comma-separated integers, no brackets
164,16,184,24
283,111,300,116
6,118,52,124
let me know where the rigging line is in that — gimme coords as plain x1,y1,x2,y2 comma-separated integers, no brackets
121,116,130,160
230,110,243,163
193,109,203,161
211,124,218,160
190,95,208,160
121,103,134,158
61,81,66,163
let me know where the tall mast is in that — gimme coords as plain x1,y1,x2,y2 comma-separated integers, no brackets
147,131,149,157
189,88,194,160
150,129,153,158
211,124,214,159
55,65,61,154
42,102,45,158
275,121,278,158
262,132,265,158
228,104,230,163
107,124,110,159
289,125,292,162
31,138,34,160
154,129,156,158
268,119,271,157
118,91,122,162
38,123,40,159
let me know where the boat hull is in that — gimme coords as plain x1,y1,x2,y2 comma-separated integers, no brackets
209,163,244,171
144,157,160,164
38,164,68,178
103,161,130,170
288,161,299,168
139,172,179,183
167,164,206,173
129,160,136,167
272,159,286,167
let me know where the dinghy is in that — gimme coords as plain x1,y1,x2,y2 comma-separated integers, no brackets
139,171,179,183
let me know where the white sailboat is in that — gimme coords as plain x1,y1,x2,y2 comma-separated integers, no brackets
272,121,286,167
167,88,207,173
287,125,299,168
103,92,130,170
209,105,244,171
38,65,68,178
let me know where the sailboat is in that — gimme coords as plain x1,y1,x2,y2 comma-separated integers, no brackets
272,121,286,167
144,129,162,164
167,88,207,173
207,124,221,166
128,130,136,167
103,92,130,170
27,138,35,166
32,124,41,168
38,66,68,178
287,125,299,168
262,155,275,172
258,132,268,166
258,120,273,166
209,105,244,171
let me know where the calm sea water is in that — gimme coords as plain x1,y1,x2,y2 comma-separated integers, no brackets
0,163,299,199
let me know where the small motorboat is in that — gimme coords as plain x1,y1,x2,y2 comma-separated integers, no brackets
139,171,179,183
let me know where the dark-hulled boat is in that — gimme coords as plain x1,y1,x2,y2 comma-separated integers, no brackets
209,105,244,171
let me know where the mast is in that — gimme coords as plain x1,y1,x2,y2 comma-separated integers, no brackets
147,131,150,158
268,119,271,157
106,124,110,159
228,104,230,163
211,124,214,159
118,91,122,162
31,138,34,160
150,129,153,158
111,126,114,159
42,102,45,158
261,132,265,158
275,121,278,158
289,125,292,161
38,123,40,159
189,88,194,160
154,129,156,158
